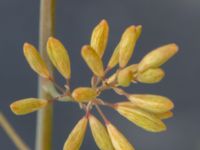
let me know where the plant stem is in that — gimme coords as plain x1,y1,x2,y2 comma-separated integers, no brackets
0,112,30,150
35,0,55,150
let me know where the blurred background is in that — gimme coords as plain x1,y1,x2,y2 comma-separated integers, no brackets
0,0,200,149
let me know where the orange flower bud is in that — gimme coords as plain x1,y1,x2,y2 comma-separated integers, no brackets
90,19,109,58
47,37,71,79
138,43,179,72
10,98,48,115
23,43,52,79
63,116,88,150
81,45,104,77
72,87,97,102
119,26,137,68
89,115,114,150
128,94,174,113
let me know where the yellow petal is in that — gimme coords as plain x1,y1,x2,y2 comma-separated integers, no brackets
155,111,174,120
89,115,114,150
72,87,97,102
116,103,166,132
119,26,137,68
138,43,179,72
10,98,48,115
23,43,52,80
90,19,109,58
81,45,104,77
136,25,142,40
47,37,71,79
107,44,120,69
117,69,132,87
128,94,174,113
137,68,165,84
63,117,88,150
106,122,135,150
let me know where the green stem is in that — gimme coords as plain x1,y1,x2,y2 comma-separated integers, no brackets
35,0,55,150
0,112,30,150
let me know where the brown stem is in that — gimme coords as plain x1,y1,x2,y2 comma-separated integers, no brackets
35,0,55,150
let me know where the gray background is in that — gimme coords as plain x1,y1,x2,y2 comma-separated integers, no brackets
0,0,200,149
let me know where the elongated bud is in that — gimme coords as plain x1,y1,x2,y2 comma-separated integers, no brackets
106,122,135,150
47,37,71,79
107,44,120,69
63,117,88,150
89,115,114,150
23,43,52,80
117,69,132,87
119,26,137,68
137,68,165,84
138,43,179,72
136,25,142,40
106,64,138,85
10,98,48,115
155,111,173,120
81,45,104,77
91,19,109,58
115,103,166,132
128,94,174,113
72,87,97,102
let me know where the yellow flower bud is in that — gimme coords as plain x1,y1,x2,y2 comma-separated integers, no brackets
81,45,104,77
90,19,109,58
136,25,142,40
117,69,132,87
138,43,179,72
106,64,138,85
89,115,114,150
155,111,173,120
106,122,135,150
107,44,120,69
23,43,52,80
47,37,71,79
72,87,97,102
119,26,137,68
63,116,88,150
116,103,166,132
10,98,48,115
137,68,165,84
128,94,174,113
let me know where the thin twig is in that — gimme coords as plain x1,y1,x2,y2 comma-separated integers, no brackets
95,105,109,124
52,80,65,93
94,98,115,108
0,112,30,150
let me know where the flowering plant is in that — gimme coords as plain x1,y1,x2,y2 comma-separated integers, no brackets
10,19,178,150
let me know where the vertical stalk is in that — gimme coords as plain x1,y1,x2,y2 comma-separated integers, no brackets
35,0,55,150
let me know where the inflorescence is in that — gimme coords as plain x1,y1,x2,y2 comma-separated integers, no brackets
10,19,179,150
